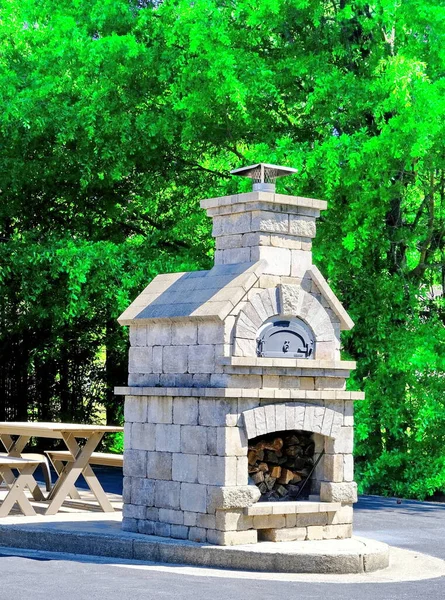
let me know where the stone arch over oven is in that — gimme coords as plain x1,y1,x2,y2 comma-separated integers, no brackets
233,284,336,358
242,403,343,441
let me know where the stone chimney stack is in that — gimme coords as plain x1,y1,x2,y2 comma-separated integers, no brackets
201,163,326,277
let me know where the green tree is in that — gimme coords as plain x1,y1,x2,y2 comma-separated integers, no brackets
0,0,444,497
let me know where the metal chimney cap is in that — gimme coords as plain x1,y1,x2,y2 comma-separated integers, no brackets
230,163,297,192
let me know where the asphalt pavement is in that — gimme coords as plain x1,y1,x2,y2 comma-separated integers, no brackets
0,469,443,600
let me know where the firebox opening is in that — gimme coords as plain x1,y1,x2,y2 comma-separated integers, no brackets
248,430,319,502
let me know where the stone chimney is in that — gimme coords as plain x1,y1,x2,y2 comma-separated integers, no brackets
201,163,325,277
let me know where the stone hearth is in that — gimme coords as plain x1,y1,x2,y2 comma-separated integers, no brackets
115,163,364,546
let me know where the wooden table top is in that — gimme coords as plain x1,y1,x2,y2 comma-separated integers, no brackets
0,422,123,438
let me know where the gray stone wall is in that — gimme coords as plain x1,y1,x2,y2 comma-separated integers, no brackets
122,393,356,545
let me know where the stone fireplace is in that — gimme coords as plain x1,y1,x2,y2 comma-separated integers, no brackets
115,163,364,546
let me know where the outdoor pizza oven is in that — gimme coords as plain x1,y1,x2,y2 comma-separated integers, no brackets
256,317,315,358
116,163,363,546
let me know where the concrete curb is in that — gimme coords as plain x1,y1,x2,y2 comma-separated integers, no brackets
0,523,389,574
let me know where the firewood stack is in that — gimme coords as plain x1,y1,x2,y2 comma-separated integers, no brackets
248,431,315,501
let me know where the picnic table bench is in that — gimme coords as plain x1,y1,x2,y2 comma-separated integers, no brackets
0,422,123,516
0,454,42,516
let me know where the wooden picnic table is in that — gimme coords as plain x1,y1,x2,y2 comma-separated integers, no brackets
0,422,123,515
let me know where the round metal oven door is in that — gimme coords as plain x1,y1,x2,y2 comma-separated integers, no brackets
256,318,315,359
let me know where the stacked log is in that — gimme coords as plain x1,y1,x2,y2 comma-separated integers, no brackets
248,431,315,501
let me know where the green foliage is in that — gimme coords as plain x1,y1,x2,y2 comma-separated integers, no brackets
0,0,444,498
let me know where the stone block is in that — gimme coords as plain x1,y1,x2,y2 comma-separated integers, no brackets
285,404,295,430
275,404,286,430
315,377,346,390
180,482,207,513
192,373,211,387
199,399,236,427
181,425,208,454
147,396,172,424
263,404,276,433
122,476,131,503
129,326,147,347
290,249,312,277
146,506,159,521
249,291,269,323
144,449,171,480
296,512,329,527
321,408,335,437
252,246,291,276
323,524,353,540
123,449,146,477
188,527,207,542
216,234,243,250
332,504,353,525
123,423,132,450
198,455,237,486
128,373,160,387
217,426,247,457
170,525,189,540
294,404,305,429
237,456,248,485
254,406,267,436
215,212,252,236
279,283,302,316
124,396,148,423
299,377,315,390
123,503,146,519
131,478,155,506
306,525,324,540
146,323,172,346
138,520,156,535
344,454,354,482
260,527,306,542
206,427,218,455
320,482,358,503
253,514,286,529
196,513,217,529
154,522,171,538
154,480,181,509
183,511,198,526
223,247,251,264
156,424,181,453
215,509,253,531
206,485,261,512
206,529,258,546
172,322,198,345
251,210,289,234
344,401,354,426
173,398,198,425
172,453,198,483
158,508,184,525
312,406,325,433
326,427,353,454
188,344,215,373
235,312,257,340
129,347,153,374
285,513,297,527
198,322,224,345
324,454,344,483
152,346,163,374
289,216,316,238
163,345,188,374
122,517,138,533
130,422,156,451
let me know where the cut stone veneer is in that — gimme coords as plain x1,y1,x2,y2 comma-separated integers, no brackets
116,170,363,546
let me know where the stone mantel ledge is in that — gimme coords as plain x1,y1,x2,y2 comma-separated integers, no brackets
200,191,328,212
114,386,365,400
219,357,357,370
